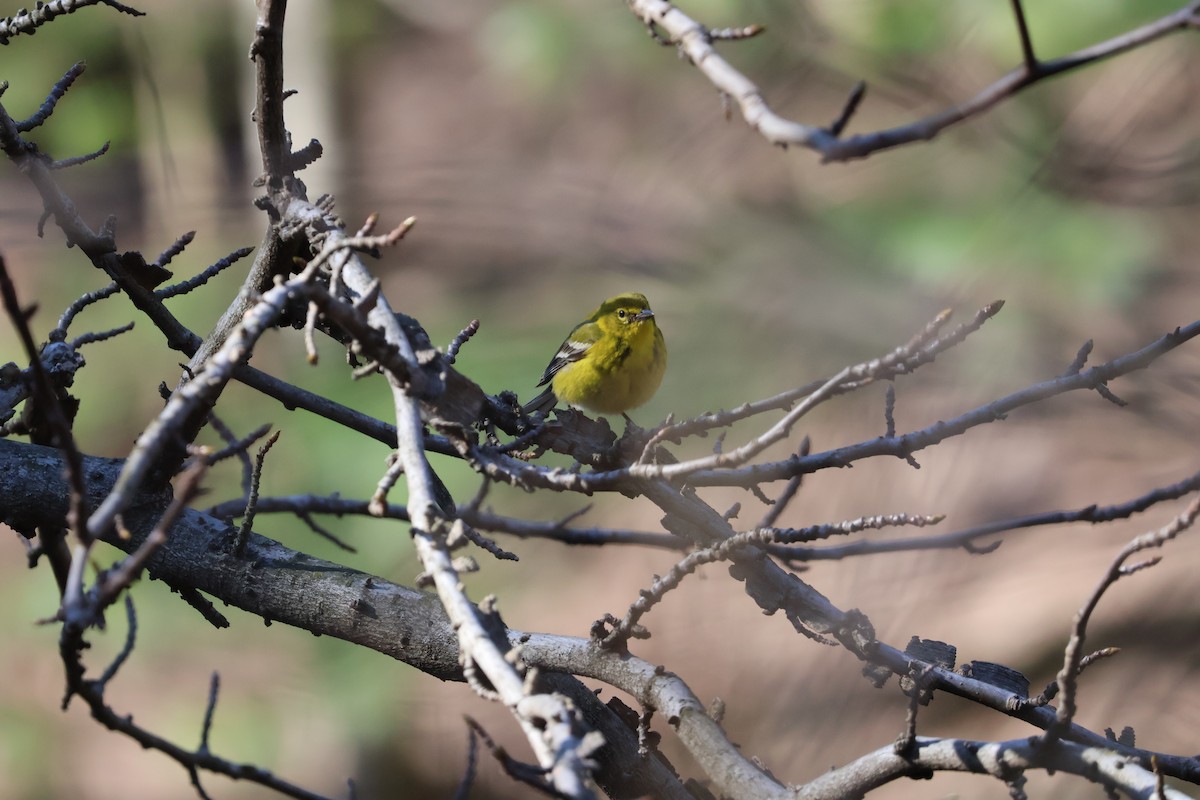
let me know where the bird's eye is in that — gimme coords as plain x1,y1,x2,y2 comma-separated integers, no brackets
617,309,627,319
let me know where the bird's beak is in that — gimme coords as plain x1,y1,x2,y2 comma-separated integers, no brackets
634,309,654,321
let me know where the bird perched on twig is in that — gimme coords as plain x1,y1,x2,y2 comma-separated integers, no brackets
523,292,666,418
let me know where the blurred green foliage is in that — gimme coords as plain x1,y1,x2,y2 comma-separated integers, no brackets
2,11,134,155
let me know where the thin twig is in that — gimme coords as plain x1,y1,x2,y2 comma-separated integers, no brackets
446,319,480,365
156,246,253,299
799,468,1200,561
1046,498,1200,742
453,720,480,800
50,141,110,169
15,62,86,130
1009,0,1038,69
235,431,281,554
57,282,120,332
70,321,134,349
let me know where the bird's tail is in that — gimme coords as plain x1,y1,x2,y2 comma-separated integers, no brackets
522,387,556,416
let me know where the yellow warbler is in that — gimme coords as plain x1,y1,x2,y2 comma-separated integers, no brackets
523,292,666,416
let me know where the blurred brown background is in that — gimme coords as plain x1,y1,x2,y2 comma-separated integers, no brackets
2,1,1200,798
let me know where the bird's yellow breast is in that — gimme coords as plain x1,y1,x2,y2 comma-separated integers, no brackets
553,319,666,414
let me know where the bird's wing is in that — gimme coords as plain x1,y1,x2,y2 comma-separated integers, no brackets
535,323,596,386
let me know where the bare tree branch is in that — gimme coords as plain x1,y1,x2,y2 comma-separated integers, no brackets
627,0,1200,161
